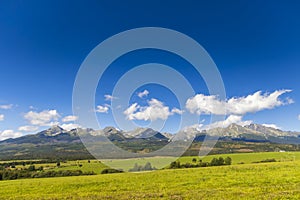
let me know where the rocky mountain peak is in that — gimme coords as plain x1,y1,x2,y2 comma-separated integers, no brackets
40,125,65,136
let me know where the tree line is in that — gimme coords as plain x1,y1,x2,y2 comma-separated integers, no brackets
0,164,95,181
169,157,232,169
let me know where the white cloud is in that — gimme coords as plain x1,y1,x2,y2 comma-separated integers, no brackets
186,94,226,115
24,110,60,126
0,104,13,110
138,90,149,98
298,115,300,121
262,124,281,130
60,123,81,131
62,115,78,122
0,130,22,141
171,108,184,115
96,105,109,113
186,90,292,116
124,98,181,121
124,103,139,119
201,115,252,130
104,95,116,101
0,114,4,121
18,125,39,132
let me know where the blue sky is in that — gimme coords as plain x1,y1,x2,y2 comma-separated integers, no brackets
0,1,300,139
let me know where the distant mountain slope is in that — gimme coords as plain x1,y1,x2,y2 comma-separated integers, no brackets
1,124,300,160
196,123,300,143
0,126,169,160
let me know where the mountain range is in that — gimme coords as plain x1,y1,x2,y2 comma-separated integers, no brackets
1,123,300,160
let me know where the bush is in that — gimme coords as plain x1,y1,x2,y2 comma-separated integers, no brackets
225,157,232,165
129,162,156,172
253,158,276,163
210,157,232,166
170,161,181,169
101,169,123,174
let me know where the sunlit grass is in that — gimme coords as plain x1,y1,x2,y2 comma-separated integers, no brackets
1,160,300,199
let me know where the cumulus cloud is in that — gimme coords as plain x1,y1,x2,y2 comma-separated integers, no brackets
0,130,22,141
138,90,149,98
24,110,60,126
62,115,78,122
0,104,13,110
60,123,81,131
186,90,292,116
104,95,117,101
0,114,4,121
171,108,184,115
18,125,39,132
262,124,281,130
96,105,109,113
124,98,182,121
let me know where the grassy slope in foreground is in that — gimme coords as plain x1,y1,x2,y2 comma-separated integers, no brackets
1,161,300,199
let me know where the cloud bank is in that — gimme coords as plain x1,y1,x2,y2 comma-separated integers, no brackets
62,115,78,122
24,110,60,126
0,130,22,141
186,90,292,116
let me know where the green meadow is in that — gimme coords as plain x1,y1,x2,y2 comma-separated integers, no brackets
1,152,300,199
1,161,300,199
55,152,300,173
8,151,300,173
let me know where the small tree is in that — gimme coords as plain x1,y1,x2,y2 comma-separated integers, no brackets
192,158,197,163
144,162,153,171
130,163,140,172
210,158,218,166
170,161,180,169
225,157,232,165
217,157,225,166
56,162,61,167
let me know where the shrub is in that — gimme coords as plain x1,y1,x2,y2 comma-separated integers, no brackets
225,157,232,165
129,162,156,172
101,169,123,174
170,161,181,169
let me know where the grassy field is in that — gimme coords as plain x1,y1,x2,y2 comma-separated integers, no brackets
8,152,300,173
98,151,300,172
1,160,300,199
1,152,300,199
